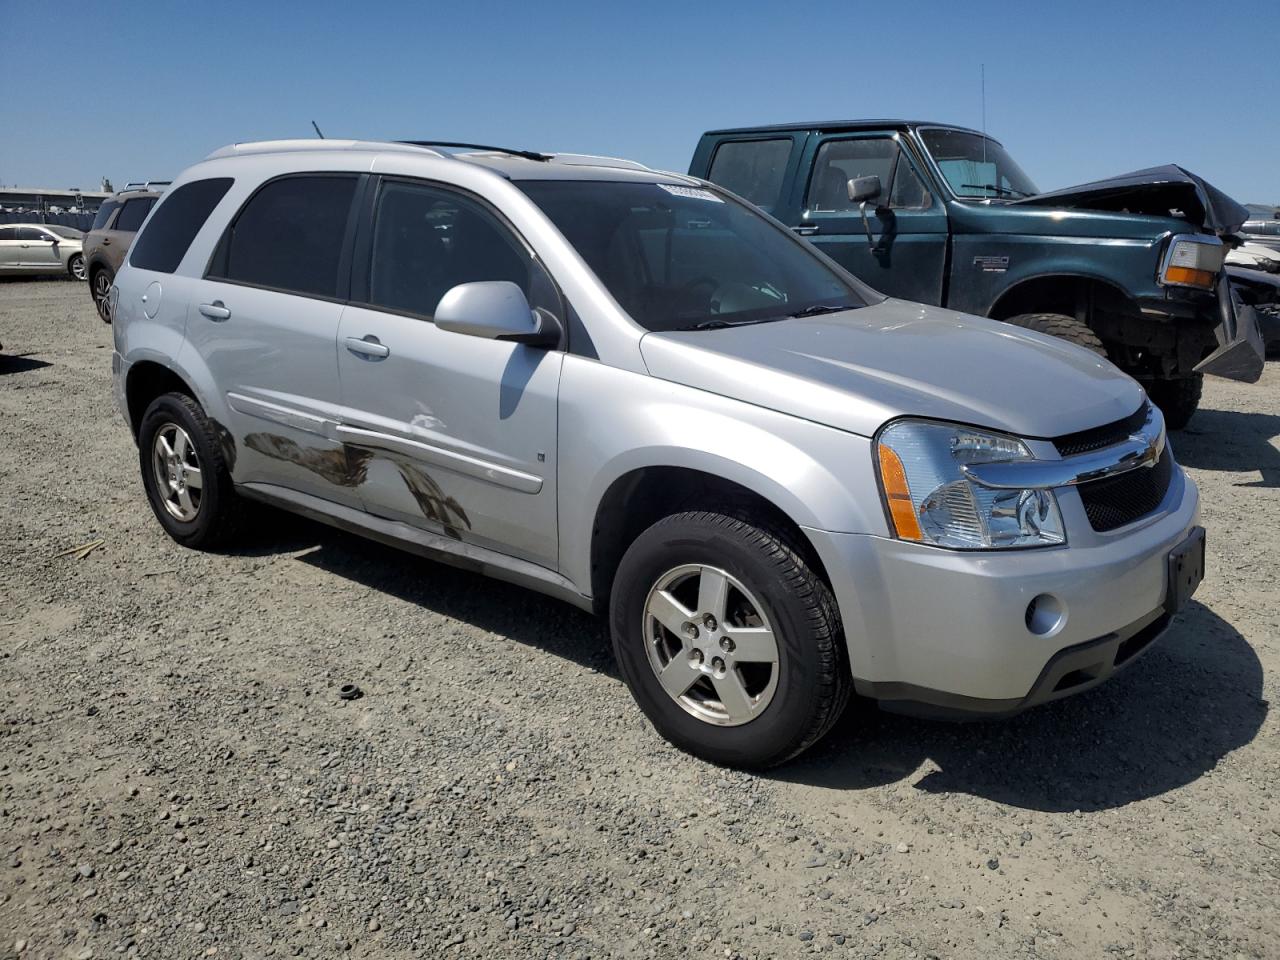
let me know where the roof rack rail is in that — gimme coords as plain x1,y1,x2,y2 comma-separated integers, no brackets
547,153,652,171
398,141,551,162
121,180,172,191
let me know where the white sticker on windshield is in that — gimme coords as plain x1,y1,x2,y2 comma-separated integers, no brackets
658,184,724,203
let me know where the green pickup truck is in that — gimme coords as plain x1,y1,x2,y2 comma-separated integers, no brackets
690,120,1265,427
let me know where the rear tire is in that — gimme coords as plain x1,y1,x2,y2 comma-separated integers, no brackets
138,392,245,549
609,511,850,769
1005,312,1107,356
1145,375,1203,430
91,266,114,323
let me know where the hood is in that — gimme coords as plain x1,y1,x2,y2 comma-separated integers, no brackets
640,300,1144,439
1013,165,1249,236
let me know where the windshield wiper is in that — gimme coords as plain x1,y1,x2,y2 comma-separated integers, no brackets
688,316,784,331
789,303,856,318
960,183,1032,199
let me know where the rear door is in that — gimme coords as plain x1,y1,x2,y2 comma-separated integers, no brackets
700,135,803,219
336,176,563,566
185,173,363,507
789,133,948,305
0,227,21,270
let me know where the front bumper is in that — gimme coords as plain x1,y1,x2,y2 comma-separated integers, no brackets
804,464,1200,715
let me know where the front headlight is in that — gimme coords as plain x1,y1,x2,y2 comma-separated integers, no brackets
876,420,1065,549
1160,234,1225,290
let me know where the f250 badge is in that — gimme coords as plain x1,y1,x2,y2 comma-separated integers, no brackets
974,256,1010,272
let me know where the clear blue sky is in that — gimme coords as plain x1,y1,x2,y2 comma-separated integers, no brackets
2,0,1276,203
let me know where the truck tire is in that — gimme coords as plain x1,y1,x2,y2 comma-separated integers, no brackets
609,510,850,769
1005,313,1107,356
138,392,245,549
1144,375,1203,430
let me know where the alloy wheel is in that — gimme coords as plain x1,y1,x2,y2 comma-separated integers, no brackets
151,423,203,521
70,255,87,281
93,272,112,321
642,564,780,726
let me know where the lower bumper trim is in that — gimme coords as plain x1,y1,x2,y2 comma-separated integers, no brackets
858,607,1171,720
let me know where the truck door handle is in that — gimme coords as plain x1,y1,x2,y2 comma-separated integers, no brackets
345,335,390,360
791,225,819,236
198,300,231,321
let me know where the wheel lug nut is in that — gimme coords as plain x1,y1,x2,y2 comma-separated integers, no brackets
711,657,726,675
689,649,704,666
719,637,734,653
683,622,699,640
702,614,717,631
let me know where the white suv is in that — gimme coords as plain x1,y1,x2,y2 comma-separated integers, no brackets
110,139,1203,767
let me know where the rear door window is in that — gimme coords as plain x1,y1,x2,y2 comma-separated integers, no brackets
807,138,929,212
113,197,156,233
0,227,16,240
209,175,358,300
130,178,234,273
91,201,120,231
706,139,792,213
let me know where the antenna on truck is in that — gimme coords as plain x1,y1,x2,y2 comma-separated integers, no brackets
980,64,987,164
311,120,325,139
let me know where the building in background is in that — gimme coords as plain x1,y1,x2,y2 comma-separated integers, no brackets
0,186,114,230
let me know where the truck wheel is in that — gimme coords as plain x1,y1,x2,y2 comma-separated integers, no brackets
138,392,245,549
1145,375,1203,430
609,511,850,769
1005,313,1107,356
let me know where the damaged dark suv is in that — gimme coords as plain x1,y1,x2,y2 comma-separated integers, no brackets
692,121,1266,427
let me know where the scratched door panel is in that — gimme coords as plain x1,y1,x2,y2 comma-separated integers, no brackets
336,302,562,567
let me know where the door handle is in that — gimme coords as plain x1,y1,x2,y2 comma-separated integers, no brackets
791,225,819,236
345,335,390,360
198,300,231,321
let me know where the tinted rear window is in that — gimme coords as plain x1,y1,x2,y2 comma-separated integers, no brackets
130,178,233,273
91,201,120,231
209,175,357,299
113,197,156,233
706,139,792,213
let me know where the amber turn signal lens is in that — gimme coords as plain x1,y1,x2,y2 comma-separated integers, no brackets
1163,265,1215,289
877,444,924,541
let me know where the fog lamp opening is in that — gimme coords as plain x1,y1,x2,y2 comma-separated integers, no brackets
1025,594,1066,637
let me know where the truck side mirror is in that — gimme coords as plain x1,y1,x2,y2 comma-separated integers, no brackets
847,175,882,205
847,176,885,248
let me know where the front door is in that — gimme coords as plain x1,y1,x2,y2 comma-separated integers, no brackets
788,134,949,305
18,228,64,271
336,177,562,568
184,173,363,507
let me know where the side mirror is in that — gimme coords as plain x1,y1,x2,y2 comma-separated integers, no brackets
847,175,882,205
847,175,885,248
435,281,560,347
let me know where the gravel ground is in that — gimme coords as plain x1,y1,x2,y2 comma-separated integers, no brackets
1,279,1277,960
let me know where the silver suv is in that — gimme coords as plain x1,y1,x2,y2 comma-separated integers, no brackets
111,139,1204,768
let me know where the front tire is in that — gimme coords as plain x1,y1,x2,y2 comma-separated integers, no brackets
1005,312,1107,356
1145,374,1203,430
610,511,850,769
68,253,87,281
138,392,244,549
91,266,113,322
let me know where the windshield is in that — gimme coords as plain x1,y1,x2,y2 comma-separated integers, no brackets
516,179,867,332
919,128,1039,200
45,225,84,239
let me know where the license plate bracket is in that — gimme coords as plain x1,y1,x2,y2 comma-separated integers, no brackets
1165,526,1206,616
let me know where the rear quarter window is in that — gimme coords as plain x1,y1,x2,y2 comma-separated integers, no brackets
130,178,234,273
706,139,792,213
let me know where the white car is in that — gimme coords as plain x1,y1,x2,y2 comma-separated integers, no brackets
1226,241,1280,274
0,224,87,280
